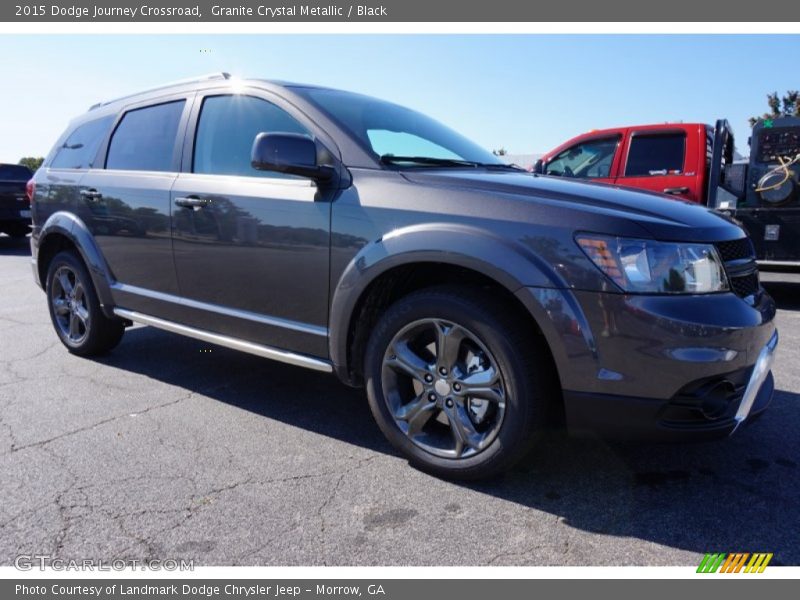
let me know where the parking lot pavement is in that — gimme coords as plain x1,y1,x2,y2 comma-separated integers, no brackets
1,234,798,567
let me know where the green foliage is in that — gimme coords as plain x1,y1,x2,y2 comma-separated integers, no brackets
750,91,800,127
18,157,44,172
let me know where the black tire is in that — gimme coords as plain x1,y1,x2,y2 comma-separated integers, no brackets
364,285,555,480
45,250,125,356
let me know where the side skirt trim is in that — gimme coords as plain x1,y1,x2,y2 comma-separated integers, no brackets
113,308,333,373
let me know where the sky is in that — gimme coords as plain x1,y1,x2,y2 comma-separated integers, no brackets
0,34,798,162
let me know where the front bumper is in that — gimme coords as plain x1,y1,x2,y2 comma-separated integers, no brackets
563,331,777,441
515,286,778,441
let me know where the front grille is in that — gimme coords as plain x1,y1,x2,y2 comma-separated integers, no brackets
715,238,760,300
716,237,754,262
729,272,760,298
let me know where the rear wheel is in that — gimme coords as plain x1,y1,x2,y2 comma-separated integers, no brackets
364,286,554,480
45,251,125,356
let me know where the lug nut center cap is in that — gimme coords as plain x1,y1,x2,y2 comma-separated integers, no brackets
434,379,451,396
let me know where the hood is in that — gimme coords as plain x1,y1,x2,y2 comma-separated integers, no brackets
401,170,745,243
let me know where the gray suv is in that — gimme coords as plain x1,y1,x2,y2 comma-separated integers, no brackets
30,73,778,479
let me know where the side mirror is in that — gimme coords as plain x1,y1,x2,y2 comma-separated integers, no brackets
532,159,544,175
250,132,335,182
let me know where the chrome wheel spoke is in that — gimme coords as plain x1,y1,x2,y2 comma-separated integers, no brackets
385,341,432,383
57,270,74,296
75,305,89,326
53,297,70,316
397,395,437,438
443,403,482,457
73,283,85,304
458,368,504,405
434,320,466,372
68,312,81,340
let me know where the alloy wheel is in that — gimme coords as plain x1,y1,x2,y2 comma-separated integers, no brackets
381,318,507,459
50,265,90,345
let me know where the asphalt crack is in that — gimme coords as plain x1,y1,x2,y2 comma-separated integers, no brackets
5,392,195,455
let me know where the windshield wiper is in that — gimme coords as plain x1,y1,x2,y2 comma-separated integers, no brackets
380,155,527,172
380,155,480,168
477,162,527,172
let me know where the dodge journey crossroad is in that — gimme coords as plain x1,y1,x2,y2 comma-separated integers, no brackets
29,73,778,479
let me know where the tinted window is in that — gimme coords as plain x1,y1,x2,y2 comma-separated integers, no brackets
366,130,459,160
297,87,503,166
106,101,185,172
545,137,619,179
50,116,114,170
0,164,33,180
624,133,686,176
194,95,309,177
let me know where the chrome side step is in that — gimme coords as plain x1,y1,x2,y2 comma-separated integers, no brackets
113,308,333,373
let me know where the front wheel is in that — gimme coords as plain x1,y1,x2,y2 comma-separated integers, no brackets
45,250,125,356
364,286,554,480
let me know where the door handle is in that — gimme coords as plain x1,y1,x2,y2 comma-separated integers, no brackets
79,188,102,201
663,187,690,195
174,196,211,209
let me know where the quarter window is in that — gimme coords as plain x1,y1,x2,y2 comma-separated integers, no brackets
544,137,619,179
50,116,114,170
106,101,185,172
624,133,686,177
193,95,310,178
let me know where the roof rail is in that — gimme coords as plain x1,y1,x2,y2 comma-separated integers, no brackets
88,72,232,111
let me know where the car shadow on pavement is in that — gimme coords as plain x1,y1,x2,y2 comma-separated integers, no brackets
0,234,31,255
96,325,800,565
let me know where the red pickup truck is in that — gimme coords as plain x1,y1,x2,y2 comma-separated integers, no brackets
535,122,722,202
535,119,800,267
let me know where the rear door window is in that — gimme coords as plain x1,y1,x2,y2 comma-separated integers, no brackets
106,101,185,172
624,133,686,176
50,116,114,170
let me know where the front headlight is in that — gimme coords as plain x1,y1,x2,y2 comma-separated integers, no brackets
576,234,729,294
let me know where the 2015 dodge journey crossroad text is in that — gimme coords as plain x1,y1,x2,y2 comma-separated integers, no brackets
29,73,778,479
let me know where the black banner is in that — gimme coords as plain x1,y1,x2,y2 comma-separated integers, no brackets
3,0,800,22
4,579,799,600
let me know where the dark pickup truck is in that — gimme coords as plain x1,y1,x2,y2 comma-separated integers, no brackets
0,163,33,238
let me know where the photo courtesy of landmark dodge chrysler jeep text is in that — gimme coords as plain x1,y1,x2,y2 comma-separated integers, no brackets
28,74,778,479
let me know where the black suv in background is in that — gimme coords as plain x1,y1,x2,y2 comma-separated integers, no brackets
30,74,778,479
0,163,33,238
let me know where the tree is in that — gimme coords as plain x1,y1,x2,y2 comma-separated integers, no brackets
492,147,507,156
18,157,44,172
749,91,800,126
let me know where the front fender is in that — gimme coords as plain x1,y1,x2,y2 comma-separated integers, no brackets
36,211,116,317
328,222,570,380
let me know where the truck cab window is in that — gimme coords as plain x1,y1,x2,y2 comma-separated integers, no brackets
624,133,686,176
544,137,619,179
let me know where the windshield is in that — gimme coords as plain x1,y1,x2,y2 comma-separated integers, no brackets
296,87,505,168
